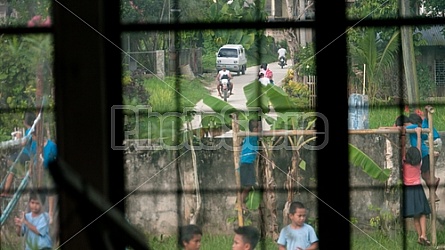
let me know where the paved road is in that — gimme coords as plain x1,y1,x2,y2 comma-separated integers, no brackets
192,60,292,132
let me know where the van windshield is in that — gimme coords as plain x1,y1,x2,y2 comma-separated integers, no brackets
218,48,238,58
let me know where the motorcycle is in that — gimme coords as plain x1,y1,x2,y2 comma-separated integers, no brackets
279,56,286,69
220,78,230,102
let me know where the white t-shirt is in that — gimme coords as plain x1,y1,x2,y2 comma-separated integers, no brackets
278,48,287,58
218,70,231,80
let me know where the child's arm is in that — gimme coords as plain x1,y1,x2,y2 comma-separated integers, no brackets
20,215,42,235
305,241,319,250
48,195,56,224
278,245,286,250
415,127,421,151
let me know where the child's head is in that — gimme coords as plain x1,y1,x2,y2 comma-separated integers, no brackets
28,191,43,215
178,224,202,250
248,119,260,132
232,226,260,250
23,111,36,128
288,201,307,228
408,113,423,126
414,108,425,119
406,147,422,165
394,115,409,127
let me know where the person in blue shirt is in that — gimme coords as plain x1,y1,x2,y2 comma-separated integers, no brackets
278,201,319,250
14,191,53,250
407,113,440,202
239,119,261,211
30,130,57,169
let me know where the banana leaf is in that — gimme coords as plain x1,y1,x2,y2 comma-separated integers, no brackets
202,94,246,121
243,82,270,113
263,84,298,113
349,144,390,182
246,189,261,210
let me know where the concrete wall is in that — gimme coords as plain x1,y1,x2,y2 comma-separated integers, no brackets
125,134,445,236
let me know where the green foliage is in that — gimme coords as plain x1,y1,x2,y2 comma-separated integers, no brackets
0,32,54,139
417,63,435,99
421,0,445,18
123,76,209,140
246,189,261,210
201,113,232,130
280,69,311,110
346,0,398,20
121,0,166,23
349,144,390,182
5,1,51,26
282,81,310,99
294,43,316,76
348,27,400,99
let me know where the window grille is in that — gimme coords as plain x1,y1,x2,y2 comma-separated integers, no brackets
436,59,445,86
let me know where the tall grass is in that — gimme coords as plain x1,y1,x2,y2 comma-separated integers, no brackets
144,76,210,112
147,233,277,250
144,227,445,249
123,76,210,140
369,104,445,131
351,227,445,249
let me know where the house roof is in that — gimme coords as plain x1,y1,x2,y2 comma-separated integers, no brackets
416,26,445,46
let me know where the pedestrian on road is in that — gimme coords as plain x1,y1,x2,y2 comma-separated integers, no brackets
265,64,274,85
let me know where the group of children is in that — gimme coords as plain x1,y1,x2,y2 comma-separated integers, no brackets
179,201,318,250
392,107,442,246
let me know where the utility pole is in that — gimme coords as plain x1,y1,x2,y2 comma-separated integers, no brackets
400,0,420,109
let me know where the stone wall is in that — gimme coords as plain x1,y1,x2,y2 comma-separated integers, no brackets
125,134,445,236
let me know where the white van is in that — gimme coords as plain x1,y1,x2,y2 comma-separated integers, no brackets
216,44,247,75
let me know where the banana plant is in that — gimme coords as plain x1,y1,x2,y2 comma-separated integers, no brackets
348,27,400,99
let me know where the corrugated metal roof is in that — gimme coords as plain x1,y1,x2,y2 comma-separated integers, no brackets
416,26,445,46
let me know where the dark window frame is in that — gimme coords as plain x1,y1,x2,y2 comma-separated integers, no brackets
0,0,440,249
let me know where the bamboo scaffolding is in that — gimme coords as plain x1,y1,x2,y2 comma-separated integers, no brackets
237,128,431,137
425,106,437,246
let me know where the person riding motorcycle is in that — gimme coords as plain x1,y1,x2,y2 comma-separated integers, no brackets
277,46,287,66
216,66,233,97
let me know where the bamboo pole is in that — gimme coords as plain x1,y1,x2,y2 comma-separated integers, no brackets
231,113,243,226
236,128,431,138
426,106,437,246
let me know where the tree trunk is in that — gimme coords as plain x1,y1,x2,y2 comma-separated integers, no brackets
259,145,279,240
186,120,201,224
